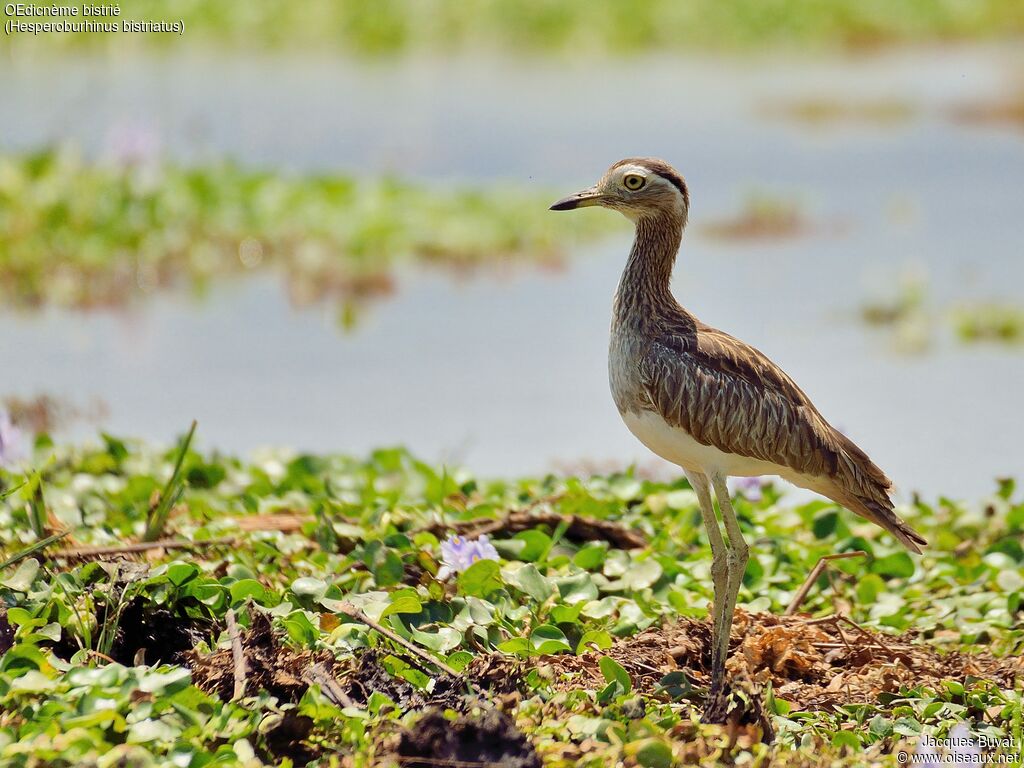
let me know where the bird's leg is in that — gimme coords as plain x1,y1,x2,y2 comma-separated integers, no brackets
684,471,729,692
710,473,750,686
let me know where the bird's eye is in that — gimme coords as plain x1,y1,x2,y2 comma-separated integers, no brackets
623,174,645,191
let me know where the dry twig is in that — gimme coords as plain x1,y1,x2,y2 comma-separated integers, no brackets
56,537,237,559
784,551,866,615
225,609,247,701
427,509,646,549
335,601,462,679
302,662,356,708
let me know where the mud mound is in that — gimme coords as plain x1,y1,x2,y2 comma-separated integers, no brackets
396,708,541,768
188,611,333,703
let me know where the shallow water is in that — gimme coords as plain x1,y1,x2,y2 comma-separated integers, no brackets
2,46,1022,498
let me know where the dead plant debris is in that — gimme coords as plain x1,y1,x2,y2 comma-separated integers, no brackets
189,611,333,703
485,612,1024,712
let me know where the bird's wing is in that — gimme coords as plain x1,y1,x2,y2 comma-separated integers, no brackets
637,324,891,498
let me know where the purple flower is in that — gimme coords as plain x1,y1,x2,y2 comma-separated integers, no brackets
104,120,161,168
437,534,500,580
732,476,767,502
0,410,26,469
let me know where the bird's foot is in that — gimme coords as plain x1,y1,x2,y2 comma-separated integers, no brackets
700,682,732,726
700,677,775,743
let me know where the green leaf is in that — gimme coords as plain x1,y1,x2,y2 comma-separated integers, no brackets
291,577,328,598
0,558,39,591
624,558,662,590
577,630,613,654
380,589,423,618
496,637,530,655
165,562,199,587
553,572,598,604
871,552,915,579
512,529,552,562
530,624,571,655
855,573,885,604
446,650,474,672
143,420,197,542
457,560,502,597
812,510,839,539
371,549,405,587
631,738,673,768
598,655,631,695
572,542,607,570
508,564,552,603
410,625,462,652
230,579,270,605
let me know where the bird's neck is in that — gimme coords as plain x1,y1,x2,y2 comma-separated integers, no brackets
613,211,684,330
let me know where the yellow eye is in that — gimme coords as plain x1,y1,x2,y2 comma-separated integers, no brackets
623,174,645,191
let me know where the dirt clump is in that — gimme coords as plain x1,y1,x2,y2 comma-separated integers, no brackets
396,708,542,768
188,611,333,703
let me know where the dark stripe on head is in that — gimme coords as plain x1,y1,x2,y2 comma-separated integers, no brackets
612,157,689,209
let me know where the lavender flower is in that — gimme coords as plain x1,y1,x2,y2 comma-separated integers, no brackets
0,410,26,469
104,120,161,168
733,476,767,502
437,534,500,580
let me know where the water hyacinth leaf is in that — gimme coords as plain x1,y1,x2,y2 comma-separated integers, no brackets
457,559,502,597
229,579,270,605
871,552,915,579
496,637,530,655
530,624,571,654
624,558,662,590
410,625,462,653
165,562,199,587
812,510,840,539
380,588,422,618
371,549,405,587
512,529,552,562
507,564,552,603
290,577,328,598
572,542,607,570
550,603,583,624
598,655,631,695
445,650,474,672
138,667,192,695
630,738,673,768
1,558,40,591
553,572,598,604
577,629,613,654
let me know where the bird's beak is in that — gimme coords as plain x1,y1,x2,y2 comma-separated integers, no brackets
549,186,605,211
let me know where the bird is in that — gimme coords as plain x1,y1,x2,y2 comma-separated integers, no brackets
550,158,926,722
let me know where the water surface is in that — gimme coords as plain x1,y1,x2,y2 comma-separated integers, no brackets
2,46,1022,498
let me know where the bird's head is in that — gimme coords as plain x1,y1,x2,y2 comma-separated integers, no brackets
549,157,689,223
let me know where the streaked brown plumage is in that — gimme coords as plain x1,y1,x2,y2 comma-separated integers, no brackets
551,157,924,722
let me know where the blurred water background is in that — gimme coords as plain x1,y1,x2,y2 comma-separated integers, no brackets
1,41,1022,499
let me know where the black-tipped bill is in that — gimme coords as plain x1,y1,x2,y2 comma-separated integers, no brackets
549,187,603,211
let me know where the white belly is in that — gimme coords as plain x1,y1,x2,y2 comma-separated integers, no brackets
621,409,785,478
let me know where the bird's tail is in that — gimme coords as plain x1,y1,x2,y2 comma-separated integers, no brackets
845,494,926,554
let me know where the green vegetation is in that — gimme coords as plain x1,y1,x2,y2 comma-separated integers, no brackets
0,149,608,315
3,0,1023,54
0,435,1021,766
861,275,1024,353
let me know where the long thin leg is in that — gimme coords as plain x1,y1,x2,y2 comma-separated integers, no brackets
710,472,750,688
684,470,729,691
